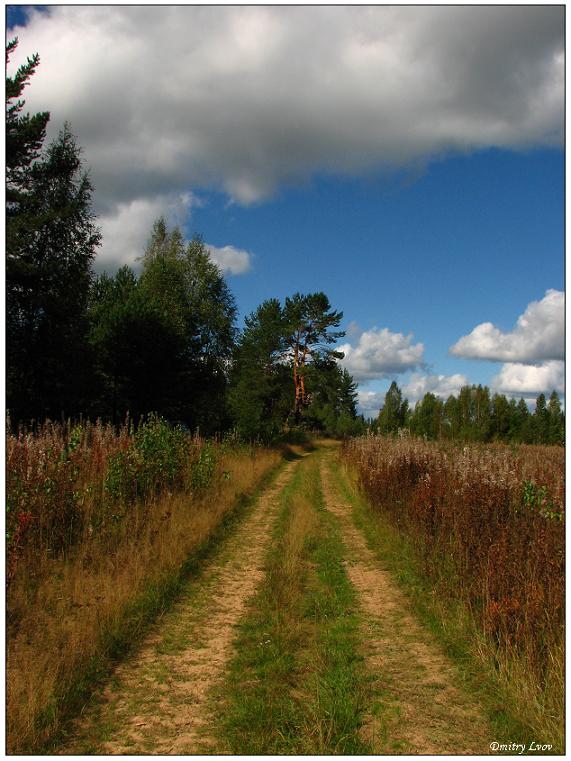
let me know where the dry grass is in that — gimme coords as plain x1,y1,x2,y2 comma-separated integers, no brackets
342,434,564,747
6,420,280,754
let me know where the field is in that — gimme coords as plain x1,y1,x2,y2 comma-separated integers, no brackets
342,434,564,745
6,425,565,754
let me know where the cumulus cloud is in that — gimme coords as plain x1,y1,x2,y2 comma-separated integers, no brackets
402,373,469,405
450,290,564,363
357,391,386,420
491,360,564,397
206,244,252,275
96,192,252,274
97,192,195,272
8,6,563,226
339,327,425,382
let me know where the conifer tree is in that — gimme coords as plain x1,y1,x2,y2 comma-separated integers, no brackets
283,292,344,420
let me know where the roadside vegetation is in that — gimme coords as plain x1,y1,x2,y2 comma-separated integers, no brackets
6,416,281,754
342,434,564,750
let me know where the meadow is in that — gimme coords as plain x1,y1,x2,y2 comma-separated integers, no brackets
6,416,281,754
342,434,564,745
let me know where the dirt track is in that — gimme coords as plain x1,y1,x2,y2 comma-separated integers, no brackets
61,459,300,755
320,455,491,755
60,446,492,755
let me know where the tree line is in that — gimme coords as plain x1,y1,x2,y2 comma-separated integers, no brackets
374,381,564,445
6,39,362,438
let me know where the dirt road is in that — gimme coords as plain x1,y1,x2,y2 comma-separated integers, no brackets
59,445,492,755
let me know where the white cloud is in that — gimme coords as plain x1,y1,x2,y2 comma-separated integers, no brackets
97,192,195,272
402,373,469,406
96,193,251,275
206,244,252,275
356,390,385,420
7,7,563,274
339,327,425,382
491,360,564,397
449,289,564,363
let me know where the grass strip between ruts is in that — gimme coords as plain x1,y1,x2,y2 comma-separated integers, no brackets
216,452,372,755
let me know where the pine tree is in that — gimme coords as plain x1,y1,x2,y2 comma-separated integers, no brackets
547,391,564,445
282,292,344,420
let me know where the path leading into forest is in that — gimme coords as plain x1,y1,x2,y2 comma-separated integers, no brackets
59,445,493,756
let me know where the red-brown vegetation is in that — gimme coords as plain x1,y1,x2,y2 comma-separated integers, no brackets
342,434,564,738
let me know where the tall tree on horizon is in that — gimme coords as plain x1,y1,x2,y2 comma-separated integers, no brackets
283,292,345,421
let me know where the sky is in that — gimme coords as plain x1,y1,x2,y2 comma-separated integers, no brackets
6,5,565,418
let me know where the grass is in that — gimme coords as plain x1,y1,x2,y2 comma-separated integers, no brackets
216,451,372,754
331,458,563,754
7,444,283,754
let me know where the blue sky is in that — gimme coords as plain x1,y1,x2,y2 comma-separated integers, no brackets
7,6,564,416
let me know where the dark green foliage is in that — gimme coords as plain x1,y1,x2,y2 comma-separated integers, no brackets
385,383,564,445
89,220,237,432
283,292,345,420
409,392,443,440
228,299,293,440
378,381,409,435
8,125,101,422
89,266,188,422
229,294,357,439
7,40,100,423
305,361,363,436
6,38,50,226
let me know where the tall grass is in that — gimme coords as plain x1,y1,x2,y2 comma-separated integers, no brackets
6,416,281,754
342,434,564,745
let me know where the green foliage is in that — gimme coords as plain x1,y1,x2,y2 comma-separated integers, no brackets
89,219,237,432
7,40,101,423
190,442,217,491
103,415,188,508
229,294,356,440
386,384,564,445
521,481,563,522
378,381,408,436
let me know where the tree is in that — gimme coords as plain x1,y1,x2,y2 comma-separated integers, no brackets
514,398,532,443
490,393,512,441
138,221,237,432
378,381,408,435
6,37,50,259
533,393,550,445
547,390,564,446
88,267,186,422
410,392,443,440
228,299,292,440
282,292,344,420
305,360,360,435
7,123,101,421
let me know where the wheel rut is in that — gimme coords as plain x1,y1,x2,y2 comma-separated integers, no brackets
60,458,300,755
319,455,493,755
